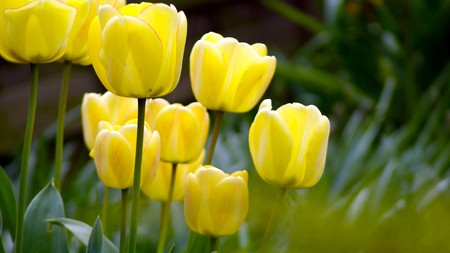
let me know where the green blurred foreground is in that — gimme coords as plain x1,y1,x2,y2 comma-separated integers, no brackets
2,0,450,252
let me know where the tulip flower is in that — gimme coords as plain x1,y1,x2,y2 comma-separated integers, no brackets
82,91,138,151
184,166,249,238
190,32,276,113
88,3,187,98
249,99,330,189
60,0,126,65
0,0,90,63
141,150,205,201
90,120,160,189
146,99,209,164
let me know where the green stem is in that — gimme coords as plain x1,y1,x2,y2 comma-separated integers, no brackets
127,98,146,253
157,164,177,253
102,186,110,235
210,237,218,253
120,188,128,253
15,64,39,253
205,111,224,165
54,61,72,191
259,187,287,253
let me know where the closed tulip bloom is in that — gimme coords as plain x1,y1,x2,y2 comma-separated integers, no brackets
81,91,138,150
146,98,209,163
184,166,248,237
88,3,187,98
249,99,330,189
90,120,160,189
0,0,90,63
142,150,205,201
60,0,126,65
190,32,276,113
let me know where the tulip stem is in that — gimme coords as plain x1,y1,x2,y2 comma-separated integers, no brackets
15,64,39,253
259,187,287,253
128,98,146,253
54,61,72,191
210,237,218,252
102,186,110,235
205,111,224,165
157,164,177,253
120,188,128,253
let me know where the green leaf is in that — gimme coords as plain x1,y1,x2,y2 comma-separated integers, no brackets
87,217,103,253
0,165,16,236
23,181,69,253
0,211,6,253
167,243,175,253
182,231,209,253
47,218,118,253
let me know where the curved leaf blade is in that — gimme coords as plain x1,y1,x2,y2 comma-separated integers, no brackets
87,217,103,253
182,231,209,253
23,181,69,253
0,166,16,236
47,218,118,253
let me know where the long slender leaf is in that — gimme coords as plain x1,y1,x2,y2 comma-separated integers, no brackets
47,218,118,253
86,217,103,253
0,212,6,253
0,165,16,236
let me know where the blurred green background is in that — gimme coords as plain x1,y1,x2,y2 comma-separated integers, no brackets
1,0,450,252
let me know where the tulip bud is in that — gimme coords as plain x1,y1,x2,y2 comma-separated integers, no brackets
88,3,187,98
90,119,160,189
190,32,276,113
146,99,209,163
0,0,90,63
81,91,137,150
249,99,330,189
141,150,205,201
60,0,126,65
184,166,248,237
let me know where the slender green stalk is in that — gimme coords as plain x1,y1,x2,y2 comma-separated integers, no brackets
127,98,146,253
259,187,287,253
15,64,39,253
54,61,72,190
102,186,110,235
210,237,218,253
120,188,128,253
157,164,177,253
205,111,224,165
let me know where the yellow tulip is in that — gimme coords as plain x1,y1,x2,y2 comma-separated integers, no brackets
249,99,330,189
0,0,90,64
184,166,248,237
190,32,276,113
146,99,209,163
60,0,126,65
88,3,187,98
141,150,205,201
81,91,138,150
90,119,160,189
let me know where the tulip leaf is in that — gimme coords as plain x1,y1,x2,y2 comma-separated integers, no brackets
47,218,118,253
182,231,210,253
0,165,16,236
167,243,175,253
0,211,6,253
23,181,69,253
87,217,103,253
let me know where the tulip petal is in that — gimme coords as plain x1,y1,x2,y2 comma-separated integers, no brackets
251,43,267,57
140,130,161,187
98,4,122,31
119,2,152,17
145,98,170,129
231,170,248,184
82,93,111,150
297,116,330,188
190,40,226,110
172,11,187,93
201,32,223,43
64,0,90,45
141,161,172,201
277,103,322,187
4,0,76,63
99,16,163,97
102,91,137,125
173,150,205,201
94,130,135,189
232,56,276,113
0,0,28,63
184,173,202,233
249,109,293,187
186,102,210,156
208,177,248,237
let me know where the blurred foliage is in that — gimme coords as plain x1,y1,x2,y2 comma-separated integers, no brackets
2,0,450,252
